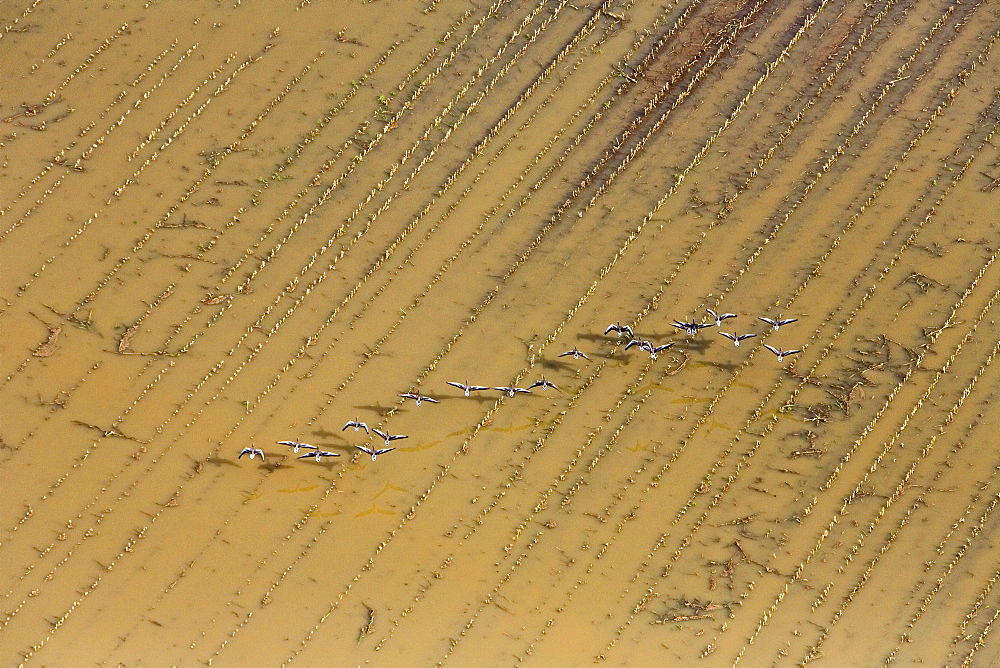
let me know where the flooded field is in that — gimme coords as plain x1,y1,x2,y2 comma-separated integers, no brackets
2,0,1000,664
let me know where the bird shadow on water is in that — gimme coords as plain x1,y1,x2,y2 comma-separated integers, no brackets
692,358,741,373
576,332,619,344
586,349,624,362
313,431,350,446
446,394,498,405
296,458,340,470
261,459,293,472
605,351,643,364
673,337,714,354
204,456,240,468
356,403,395,418
538,358,578,372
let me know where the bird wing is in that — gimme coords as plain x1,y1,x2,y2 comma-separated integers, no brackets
764,344,779,355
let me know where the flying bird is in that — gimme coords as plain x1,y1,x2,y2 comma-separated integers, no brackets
559,347,590,360
355,444,396,461
604,323,634,338
527,378,560,391
719,332,756,347
627,339,672,358
399,392,439,406
298,450,341,462
672,320,714,336
277,440,317,453
707,309,737,326
372,429,408,446
493,386,532,397
342,419,369,433
764,344,801,361
759,316,798,331
645,343,674,359
238,447,265,461
447,381,489,396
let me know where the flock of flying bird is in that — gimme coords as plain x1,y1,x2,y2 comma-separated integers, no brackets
238,310,800,464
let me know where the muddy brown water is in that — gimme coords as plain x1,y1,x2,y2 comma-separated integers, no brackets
2,0,999,664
